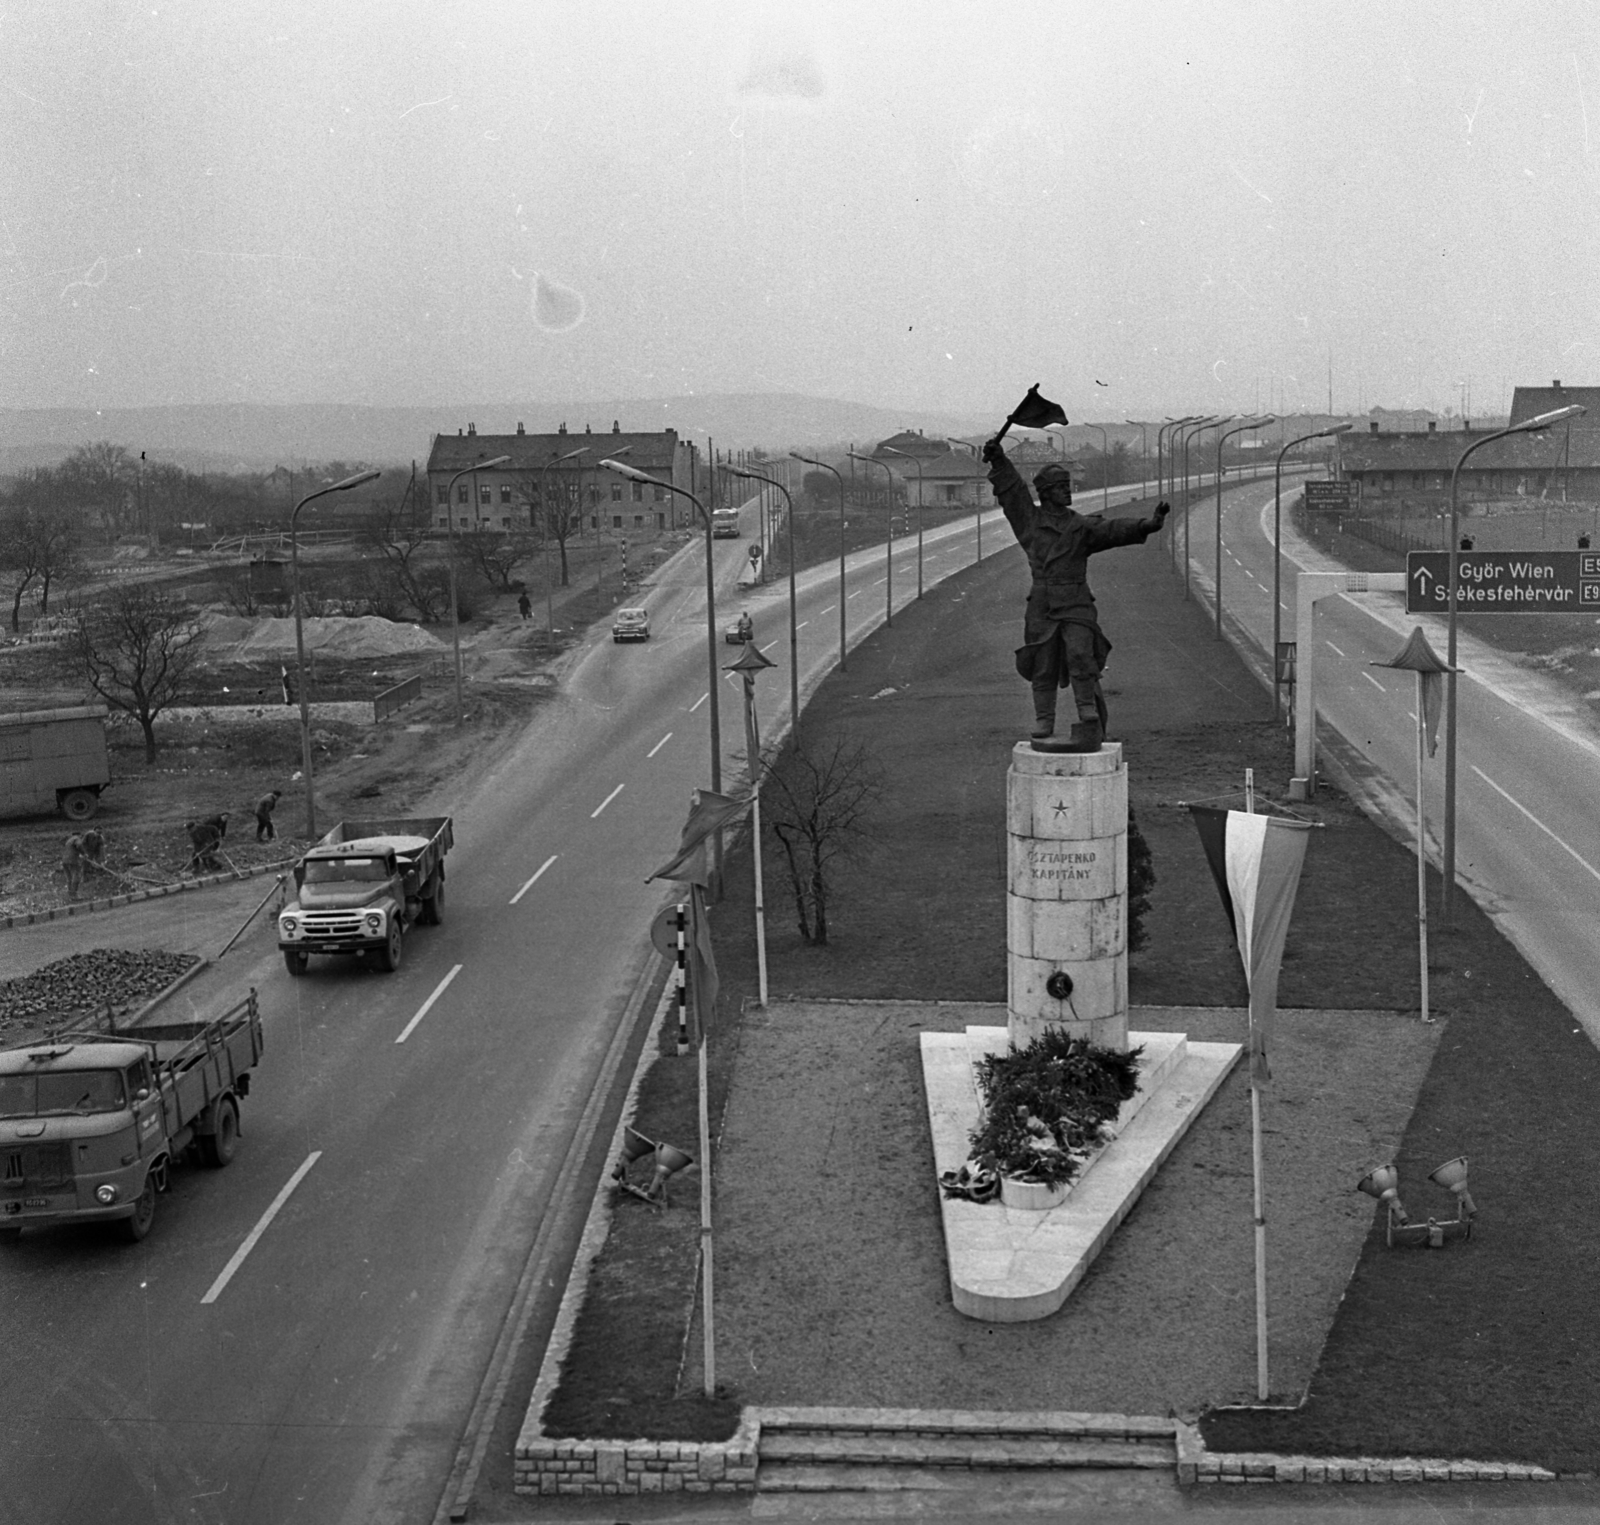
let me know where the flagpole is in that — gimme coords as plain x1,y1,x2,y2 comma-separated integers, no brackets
1251,1080,1269,1400
1416,673,1430,1025
690,881,717,1399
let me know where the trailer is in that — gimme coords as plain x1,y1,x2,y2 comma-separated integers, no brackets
278,816,453,975
0,991,264,1243
0,705,111,822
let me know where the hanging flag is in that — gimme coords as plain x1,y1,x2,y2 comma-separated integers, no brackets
1006,384,1070,431
1189,807,1313,1085
686,882,718,1045
1373,626,1455,758
646,789,749,887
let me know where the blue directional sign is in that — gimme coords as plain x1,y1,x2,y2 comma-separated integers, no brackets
1406,550,1600,613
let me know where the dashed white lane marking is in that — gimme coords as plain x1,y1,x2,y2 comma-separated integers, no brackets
396,963,463,1044
591,784,625,818
690,692,709,712
796,620,809,630
1362,672,1386,692
1472,766,1600,885
759,641,779,654
201,1152,322,1304
819,605,835,615
510,855,558,905
1325,640,1346,657
647,733,672,758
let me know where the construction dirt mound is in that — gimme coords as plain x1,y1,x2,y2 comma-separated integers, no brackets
201,614,445,660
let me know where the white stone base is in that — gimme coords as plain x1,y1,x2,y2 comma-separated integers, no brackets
921,1021,1241,1323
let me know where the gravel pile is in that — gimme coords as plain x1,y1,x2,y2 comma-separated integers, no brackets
0,949,201,1033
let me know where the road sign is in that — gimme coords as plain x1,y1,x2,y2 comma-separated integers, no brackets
1304,480,1359,513
649,902,686,959
1405,550,1600,613
748,544,762,563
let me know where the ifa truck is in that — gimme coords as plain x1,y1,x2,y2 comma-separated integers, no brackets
0,992,264,1243
277,816,453,975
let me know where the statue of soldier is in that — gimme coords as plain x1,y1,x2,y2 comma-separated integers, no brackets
982,437,1169,750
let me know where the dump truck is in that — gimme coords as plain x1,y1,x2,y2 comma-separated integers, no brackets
0,991,264,1243
277,816,453,976
711,507,741,538
0,705,111,822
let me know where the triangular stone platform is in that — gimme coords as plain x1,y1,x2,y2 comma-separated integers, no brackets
921,1018,1241,1323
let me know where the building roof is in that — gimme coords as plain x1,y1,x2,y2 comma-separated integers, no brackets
1341,426,1600,473
884,451,990,482
426,425,680,478
1509,384,1600,429
871,430,951,460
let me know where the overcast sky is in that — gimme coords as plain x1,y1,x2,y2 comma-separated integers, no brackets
6,1,1600,422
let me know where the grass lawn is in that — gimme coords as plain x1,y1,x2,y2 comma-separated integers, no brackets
539,498,1600,1471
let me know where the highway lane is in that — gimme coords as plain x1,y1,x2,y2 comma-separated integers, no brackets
1176,480,1600,1041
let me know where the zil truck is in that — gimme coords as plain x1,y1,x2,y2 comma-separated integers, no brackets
0,705,112,822
277,816,453,976
711,507,741,538
0,992,264,1243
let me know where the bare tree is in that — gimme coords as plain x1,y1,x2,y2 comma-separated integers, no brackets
761,731,885,944
460,527,538,592
69,586,203,763
360,490,449,622
60,442,136,536
0,471,84,630
513,467,585,586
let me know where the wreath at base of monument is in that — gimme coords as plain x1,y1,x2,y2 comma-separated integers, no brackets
967,1032,1143,1188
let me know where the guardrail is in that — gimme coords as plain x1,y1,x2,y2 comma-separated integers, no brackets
374,672,421,722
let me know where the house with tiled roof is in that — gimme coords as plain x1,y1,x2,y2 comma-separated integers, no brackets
870,432,997,508
425,420,694,534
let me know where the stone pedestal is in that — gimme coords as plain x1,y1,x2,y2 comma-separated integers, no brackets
1006,741,1128,1052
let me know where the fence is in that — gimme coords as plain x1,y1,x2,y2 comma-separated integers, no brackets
374,672,421,722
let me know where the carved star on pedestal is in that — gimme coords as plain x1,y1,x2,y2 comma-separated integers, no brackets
1052,799,1070,818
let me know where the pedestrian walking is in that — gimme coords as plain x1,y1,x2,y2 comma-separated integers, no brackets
517,590,532,620
255,789,282,842
281,664,295,705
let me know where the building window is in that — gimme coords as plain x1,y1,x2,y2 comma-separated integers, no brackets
632,482,643,502
656,512,665,529
436,485,448,505
457,485,468,503
502,516,512,529
437,515,447,528
459,516,469,528
479,484,491,506
588,486,599,505
611,483,623,502
1382,474,1394,491
588,515,597,531
654,485,664,502
500,485,512,503
634,514,643,527
612,514,623,529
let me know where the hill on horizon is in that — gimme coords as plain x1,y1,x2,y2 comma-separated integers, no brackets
0,393,993,475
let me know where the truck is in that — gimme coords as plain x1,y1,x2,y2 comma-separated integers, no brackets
711,507,741,538
0,992,264,1243
0,704,111,822
277,816,453,976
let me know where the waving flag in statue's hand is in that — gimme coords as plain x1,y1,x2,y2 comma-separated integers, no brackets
1006,384,1069,431
1189,807,1312,1085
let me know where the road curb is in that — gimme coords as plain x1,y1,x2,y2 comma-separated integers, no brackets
0,858,296,933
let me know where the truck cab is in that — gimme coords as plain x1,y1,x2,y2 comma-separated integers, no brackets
711,508,741,538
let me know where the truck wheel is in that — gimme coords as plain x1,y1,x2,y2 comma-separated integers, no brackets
283,950,308,977
60,789,99,822
377,922,404,972
120,1175,157,1242
201,1097,240,1167
420,874,445,926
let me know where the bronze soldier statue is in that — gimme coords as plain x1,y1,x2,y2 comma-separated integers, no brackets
982,436,1169,751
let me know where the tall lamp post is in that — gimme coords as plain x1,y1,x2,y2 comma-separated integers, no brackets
538,445,589,648
1441,402,1584,924
1125,420,1150,489
1178,418,1225,598
729,466,799,736
602,460,723,802
847,451,896,625
882,445,928,599
1214,418,1274,639
445,454,511,725
790,453,848,672
290,468,382,837
1083,423,1110,513
1272,423,1352,721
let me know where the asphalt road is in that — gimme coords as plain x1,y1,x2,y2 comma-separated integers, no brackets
0,483,1171,1525
1176,479,1600,1042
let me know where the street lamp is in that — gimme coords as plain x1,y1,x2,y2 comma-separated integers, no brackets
1214,417,1274,639
539,446,589,649
1178,418,1226,599
289,468,382,837
728,466,799,736
790,453,848,672
1084,423,1110,514
881,445,928,599
1440,402,1584,923
601,459,723,801
592,444,633,602
943,438,983,568
445,453,512,725
1272,424,1352,721
847,451,896,625
1125,420,1150,486
1158,416,1201,508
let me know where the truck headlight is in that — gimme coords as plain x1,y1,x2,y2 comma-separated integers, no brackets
280,916,298,935
95,1184,118,1204
365,912,383,932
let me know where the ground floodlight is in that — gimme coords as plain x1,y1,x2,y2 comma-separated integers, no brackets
1428,1156,1477,1219
613,1126,657,1181
646,1142,695,1206
1357,1164,1409,1225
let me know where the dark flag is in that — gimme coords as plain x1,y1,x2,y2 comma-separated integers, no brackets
646,788,749,888
1006,384,1069,431
1189,807,1312,1085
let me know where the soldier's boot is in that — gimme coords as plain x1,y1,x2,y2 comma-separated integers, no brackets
1064,679,1103,752
1030,683,1056,740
